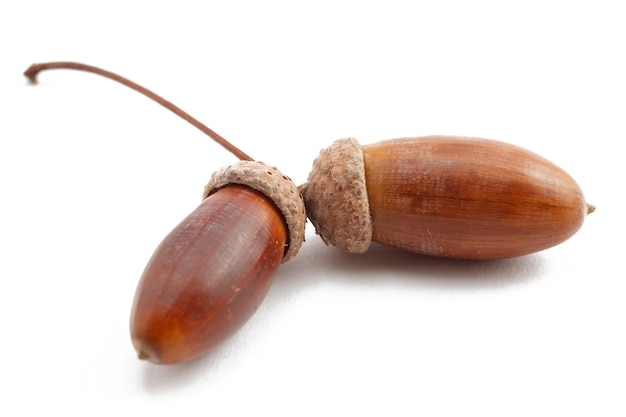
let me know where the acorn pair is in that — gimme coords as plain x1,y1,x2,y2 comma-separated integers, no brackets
130,135,592,364
25,62,593,365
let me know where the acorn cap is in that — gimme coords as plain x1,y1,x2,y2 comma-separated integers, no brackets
203,161,306,262
299,138,372,253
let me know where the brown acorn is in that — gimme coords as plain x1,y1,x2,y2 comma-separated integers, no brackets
131,161,305,364
24,62,306,365
300,136,593,259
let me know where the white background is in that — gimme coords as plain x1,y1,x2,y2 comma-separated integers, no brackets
1,1,624,415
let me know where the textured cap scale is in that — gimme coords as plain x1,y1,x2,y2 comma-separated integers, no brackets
299,138,372,254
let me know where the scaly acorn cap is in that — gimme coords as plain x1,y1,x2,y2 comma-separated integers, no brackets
203,161,306,262
299,138,372,254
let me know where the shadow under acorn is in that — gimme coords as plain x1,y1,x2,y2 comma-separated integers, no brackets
275,233,547,295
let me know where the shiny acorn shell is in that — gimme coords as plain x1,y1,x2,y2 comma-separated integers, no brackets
300,136,592,259
130,162,305,364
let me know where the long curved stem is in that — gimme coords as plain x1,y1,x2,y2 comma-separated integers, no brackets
24,61,253,161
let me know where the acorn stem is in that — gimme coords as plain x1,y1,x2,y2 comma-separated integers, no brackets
24,61,253,161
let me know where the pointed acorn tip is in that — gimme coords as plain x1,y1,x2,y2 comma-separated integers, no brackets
132,338,161,364
587,204,596,215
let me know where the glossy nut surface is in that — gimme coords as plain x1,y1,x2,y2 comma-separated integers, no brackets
130,185,287,364
363,136,589,259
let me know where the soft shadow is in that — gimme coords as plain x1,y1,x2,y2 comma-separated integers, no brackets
273,237,547,299
327,242,546,289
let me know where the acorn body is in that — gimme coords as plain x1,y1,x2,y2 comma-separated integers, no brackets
131,161,306,365
130,185,287,364
301,136,592,259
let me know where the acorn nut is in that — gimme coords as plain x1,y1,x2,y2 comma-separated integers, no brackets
301,136,593,260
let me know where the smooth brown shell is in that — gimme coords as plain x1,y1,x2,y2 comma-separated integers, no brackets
130,185,287,364
363,136,589,259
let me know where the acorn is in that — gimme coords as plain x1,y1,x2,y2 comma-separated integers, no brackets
130,161,305,364
300,137,593,259
24,62,306,365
